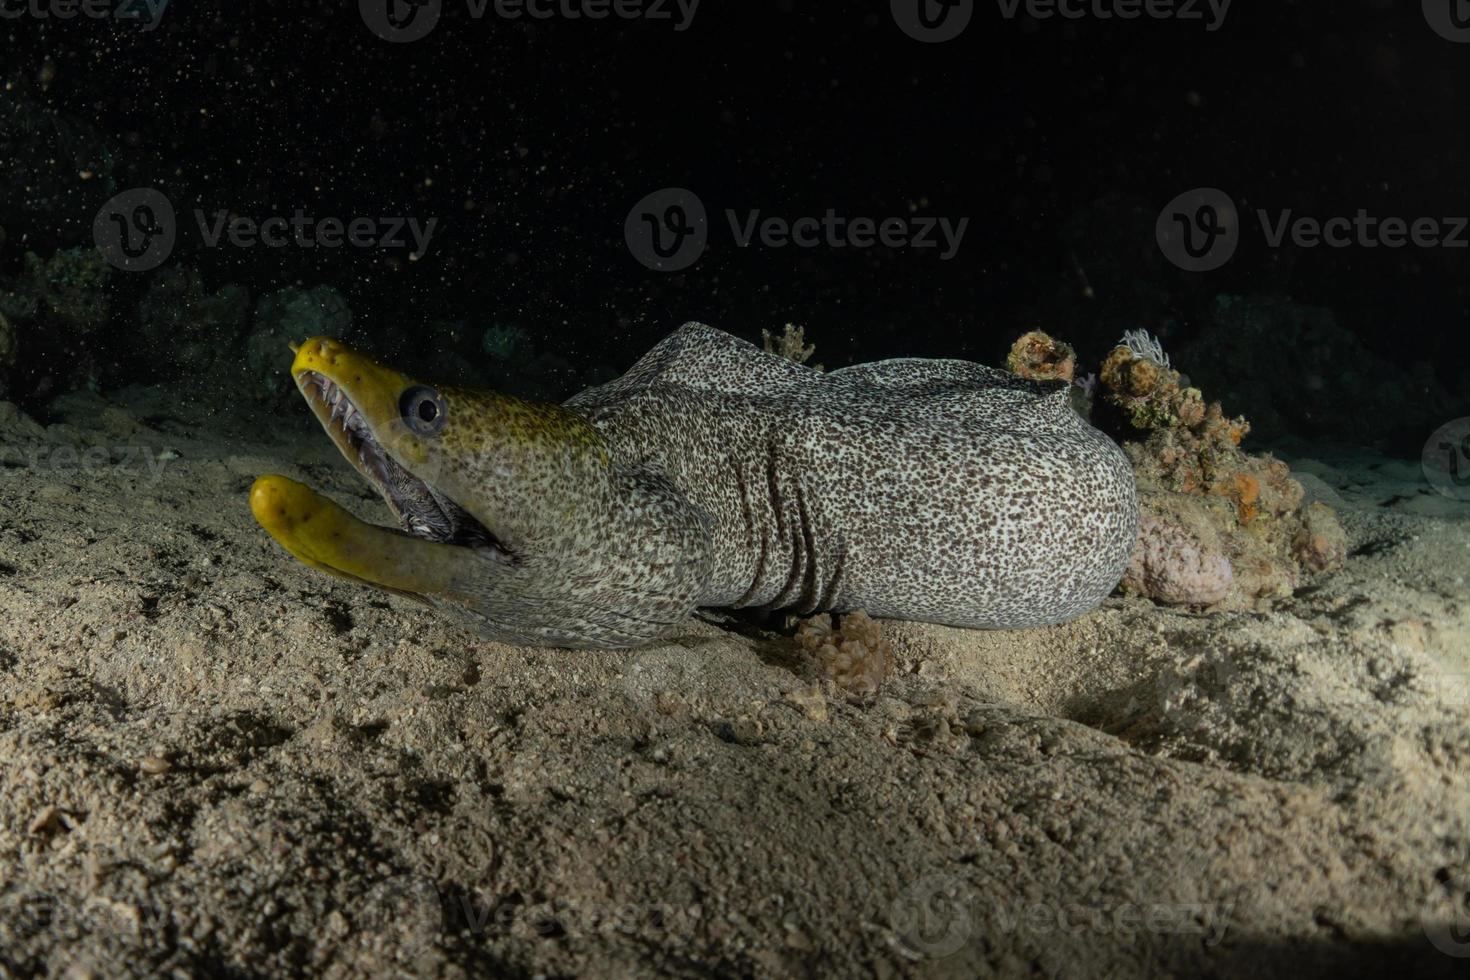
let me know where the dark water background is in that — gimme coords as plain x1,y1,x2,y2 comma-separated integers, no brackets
2,0,1467,452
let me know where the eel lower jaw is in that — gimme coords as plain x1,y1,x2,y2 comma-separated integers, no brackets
294,369,512,561
249,475,497,602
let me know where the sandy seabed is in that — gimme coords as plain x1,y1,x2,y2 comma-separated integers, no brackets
1,387,1469,979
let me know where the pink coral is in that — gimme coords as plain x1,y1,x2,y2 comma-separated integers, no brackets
1123,514,1234,606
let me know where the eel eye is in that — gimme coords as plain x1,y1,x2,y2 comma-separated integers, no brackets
399,385,447,435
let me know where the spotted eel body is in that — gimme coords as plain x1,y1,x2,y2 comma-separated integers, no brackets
569,322,1139,632
251,323,1139,648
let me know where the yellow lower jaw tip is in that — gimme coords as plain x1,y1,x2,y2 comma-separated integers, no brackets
249,474,452,598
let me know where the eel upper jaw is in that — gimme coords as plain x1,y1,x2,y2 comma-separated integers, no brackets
295,369,512,560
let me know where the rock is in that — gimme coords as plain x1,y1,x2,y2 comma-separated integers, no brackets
137,266,250,380
1180,293,1457,449
1123,507,1234,607
246,286,352,400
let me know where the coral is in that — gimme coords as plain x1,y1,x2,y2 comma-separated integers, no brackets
1093,329,1347,609
481,322,530,360
1099,331,1245,444
0,311,16,368
1122,512,1233,607
795,610,892,699
762,323,822,370
246,286,352,401
0,311,14,401
23,248,111,335
1291,501,1349,573
0,247,112,400
137,266,250,379
1120,328,1171,369
1006,329,1076,382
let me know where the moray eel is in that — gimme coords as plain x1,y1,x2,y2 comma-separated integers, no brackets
251,323,1139,648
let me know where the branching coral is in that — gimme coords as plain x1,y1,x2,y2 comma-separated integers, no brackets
1120,328,1171,369
762,323,822,371
794,610,893,698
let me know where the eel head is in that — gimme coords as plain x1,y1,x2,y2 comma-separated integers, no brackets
250,336,686,647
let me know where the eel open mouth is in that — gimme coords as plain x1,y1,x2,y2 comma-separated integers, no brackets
250,335,512,604
295,369,502,552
